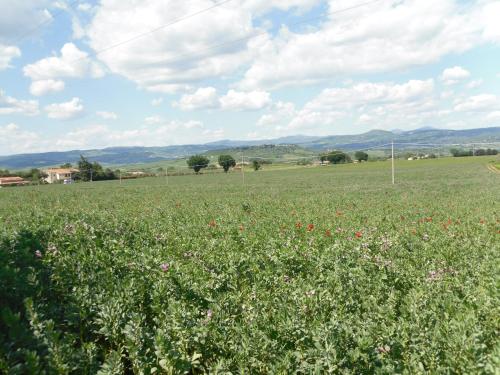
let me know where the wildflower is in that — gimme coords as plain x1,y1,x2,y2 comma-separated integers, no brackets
64,224,76,235
283,275,290,283
336,211,343,217
208,220,216,227
206,309,213,320
160,263,170,272
422,233,429,241
425,217,433,223
355,231,362,238
307,223,314,232
325,229,332,237
295,222,302,229
479,219,485,224
239,225,244,231
376,345,391,354
35,250,42,258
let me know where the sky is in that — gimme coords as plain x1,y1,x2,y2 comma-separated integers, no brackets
0,0,500,156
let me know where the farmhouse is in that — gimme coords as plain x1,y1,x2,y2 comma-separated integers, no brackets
44,168,79,184
0,176,29,186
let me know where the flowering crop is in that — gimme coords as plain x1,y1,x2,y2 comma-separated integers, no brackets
0,156,498,373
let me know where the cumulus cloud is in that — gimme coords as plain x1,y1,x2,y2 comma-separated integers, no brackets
174,87,219,110
0,45,21,70
257,79,437,134
441,66,471,85
175,88,271,111
454,94,498,112
238,0,496,90
0,1,52,42
45,97,84,120
0,123,40,155
29,79,65,96
0,90,39,116
219,89,271,111
23,43,104,95
83,0,286,93
96,111,118,120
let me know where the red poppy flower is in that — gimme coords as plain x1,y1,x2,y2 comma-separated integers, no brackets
208,220,216,227
307,224,314,231
325,229,332,237
355,231,362,238
295,222,302,229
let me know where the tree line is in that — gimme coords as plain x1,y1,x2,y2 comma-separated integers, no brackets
450,148,498,157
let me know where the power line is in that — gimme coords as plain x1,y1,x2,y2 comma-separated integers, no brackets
80,0,237,61
73,0,383,64
9,0,81,45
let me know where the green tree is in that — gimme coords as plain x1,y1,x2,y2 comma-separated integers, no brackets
354,151,368,162
187,155,209,173
321,151,351,164
60,163,73,168
218,155,236,173
77,155,93,181
252,160,261,171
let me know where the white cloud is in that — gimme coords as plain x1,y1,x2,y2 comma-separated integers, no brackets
466,79,483,89
144,115,163,125
441,66,471,85
219,89,271,111
45,97,84,120
175,87,272,111
0,1,52,42
151,97,163,106
29,79,65,96
454,94,498,112
0,90,39,116
238,0,494,90
174,87,219,110
85,0,271,92
96,111,118,120
0,45,21,70
486,111,500,121
257,79,437,135
0,123,40,155
23,43,104,95
257,101,296,126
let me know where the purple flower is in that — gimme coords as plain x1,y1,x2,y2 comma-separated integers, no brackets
35,250,42,258
160,263,170,272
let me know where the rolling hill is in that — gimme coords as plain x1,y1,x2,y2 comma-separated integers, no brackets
0,127,499,170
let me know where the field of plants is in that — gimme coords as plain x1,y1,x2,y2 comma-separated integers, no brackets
1,156,499,373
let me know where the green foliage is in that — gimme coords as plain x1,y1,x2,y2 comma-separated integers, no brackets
0,157,498,373
354,151,369,162
187,155,209,173
77,155,117,181
60,163,73,168
218,155,236,172
252,160,261,171
450,148,473,157
320,151,352,164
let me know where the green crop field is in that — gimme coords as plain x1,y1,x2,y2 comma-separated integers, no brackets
1,156,499,374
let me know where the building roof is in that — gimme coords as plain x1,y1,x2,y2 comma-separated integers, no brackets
45,168,79,173
0,176,26,182
0,176,28,185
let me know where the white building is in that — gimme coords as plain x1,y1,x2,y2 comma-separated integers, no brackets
44,168,79,184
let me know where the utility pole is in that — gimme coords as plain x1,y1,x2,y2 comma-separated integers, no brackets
119,170,122,184
391,141,395,185
241,155,245,186
90,168,93,182
166,168,169,185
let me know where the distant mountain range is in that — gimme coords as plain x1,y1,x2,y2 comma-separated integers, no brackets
1,127,499,170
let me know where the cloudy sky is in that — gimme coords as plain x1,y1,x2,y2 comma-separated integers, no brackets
1,0,499,155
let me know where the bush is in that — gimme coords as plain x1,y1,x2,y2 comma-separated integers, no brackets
252,160,261,171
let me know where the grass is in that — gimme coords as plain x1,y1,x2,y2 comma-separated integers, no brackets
0,156,499,373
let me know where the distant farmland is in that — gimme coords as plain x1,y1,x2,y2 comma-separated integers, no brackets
1,156,499,373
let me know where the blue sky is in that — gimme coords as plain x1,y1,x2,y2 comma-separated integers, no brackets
0,0,499,155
